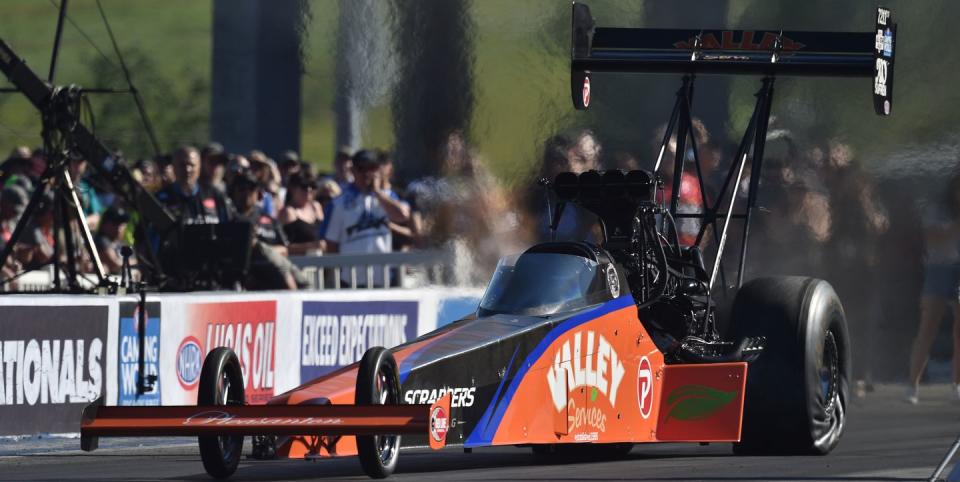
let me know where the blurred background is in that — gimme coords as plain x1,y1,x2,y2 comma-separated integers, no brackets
0,0,957,384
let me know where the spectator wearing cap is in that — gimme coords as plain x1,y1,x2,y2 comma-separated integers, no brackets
330,147,354,190
155,146,231,225
279,172,325,255
324,149,410,286
95,206,132,275
248,150,281,217
1,147,33,189
279,150,301,184
134,159,162,193
200,142,229,194
228,169,304,290
155,153,176,187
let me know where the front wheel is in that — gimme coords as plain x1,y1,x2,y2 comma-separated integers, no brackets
197,347,246,478
731,276,850,455
356,347,402,478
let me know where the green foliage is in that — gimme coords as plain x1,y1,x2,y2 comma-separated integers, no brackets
84,48,209,159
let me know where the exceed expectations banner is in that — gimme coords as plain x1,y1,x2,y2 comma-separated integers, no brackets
0,305,108,435
175,301,277,405
300,301,418,382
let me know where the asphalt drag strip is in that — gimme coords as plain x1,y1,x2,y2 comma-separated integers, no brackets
0,384,954,481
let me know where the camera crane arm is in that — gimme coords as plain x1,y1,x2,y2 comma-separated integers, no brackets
0,38,176,283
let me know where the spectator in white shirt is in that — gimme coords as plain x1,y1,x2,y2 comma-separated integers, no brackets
323,150,410,286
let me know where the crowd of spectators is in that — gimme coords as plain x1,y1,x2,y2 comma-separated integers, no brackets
0,143,425,290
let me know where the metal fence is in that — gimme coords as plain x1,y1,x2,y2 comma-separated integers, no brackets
3,250,454,292
290,250,452,290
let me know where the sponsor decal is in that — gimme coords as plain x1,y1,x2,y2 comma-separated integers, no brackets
877,8,891,27
0,306,107,435
663,384,737,422
430,406,449,442
176,337,202,389
184,410,343,426
605,264,620,298
181,302,277,404
118,302,161,406
674,31,805,52
875,28,893,58
546,330,625,412
581,76,591,108
567,398,606,433
874,58,889,97
638,356,653,419
404,387,476,408
300,301,418,381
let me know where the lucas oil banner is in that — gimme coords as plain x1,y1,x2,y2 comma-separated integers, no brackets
117,302,161,406
300,301,418,382
175,301,277,404
0,305,108,435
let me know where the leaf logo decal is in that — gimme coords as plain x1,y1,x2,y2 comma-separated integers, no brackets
665,385,737,422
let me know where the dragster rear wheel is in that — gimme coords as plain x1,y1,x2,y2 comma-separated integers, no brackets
731,276,850,455
197,347,246,478
356,346,402,479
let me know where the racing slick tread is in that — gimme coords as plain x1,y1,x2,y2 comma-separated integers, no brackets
731,276,850,455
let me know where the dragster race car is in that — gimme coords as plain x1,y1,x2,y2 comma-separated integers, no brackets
80,4,897,479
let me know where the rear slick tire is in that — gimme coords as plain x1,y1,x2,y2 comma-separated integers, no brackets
197,347,246,478
731,276,850,455
356,347,402,479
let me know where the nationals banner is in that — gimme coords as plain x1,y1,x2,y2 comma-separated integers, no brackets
117,302,161,406
0,305,108,435
175,301,277,404
300,301,418,382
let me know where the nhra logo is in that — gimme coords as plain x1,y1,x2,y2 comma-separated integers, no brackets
546,330,625,412
430,406,449,443
176,337,203,389
638,356,653,419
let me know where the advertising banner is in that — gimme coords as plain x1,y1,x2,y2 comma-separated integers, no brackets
117,302,161,406
0,305,108,435
175,301,277,404
300,301,418,383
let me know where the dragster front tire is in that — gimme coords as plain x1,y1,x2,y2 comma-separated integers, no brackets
731,276,850,455
197,347,245,479
356,346,402,479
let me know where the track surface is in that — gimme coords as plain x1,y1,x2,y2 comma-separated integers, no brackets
0,384,955,481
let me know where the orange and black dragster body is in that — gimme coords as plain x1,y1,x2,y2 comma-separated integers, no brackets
265,293,746,459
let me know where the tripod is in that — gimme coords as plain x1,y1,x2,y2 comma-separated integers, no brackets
0,86,107,292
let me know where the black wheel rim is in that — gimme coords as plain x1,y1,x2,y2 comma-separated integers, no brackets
374,365,399,465
217,370,241,462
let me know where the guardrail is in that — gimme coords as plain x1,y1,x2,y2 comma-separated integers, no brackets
290,250,452,289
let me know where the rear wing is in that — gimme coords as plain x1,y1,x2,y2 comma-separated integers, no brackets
571,3,896,115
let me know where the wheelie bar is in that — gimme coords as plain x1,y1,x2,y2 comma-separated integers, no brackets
80,394,452,452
